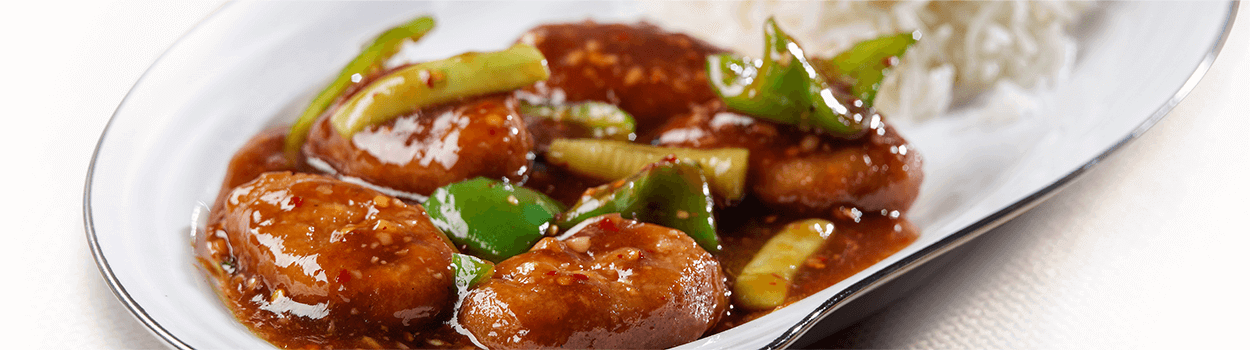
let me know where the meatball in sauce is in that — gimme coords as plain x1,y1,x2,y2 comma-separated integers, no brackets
459,214,727,349
519,21,726,137
197,172,456,349
653,101,923,214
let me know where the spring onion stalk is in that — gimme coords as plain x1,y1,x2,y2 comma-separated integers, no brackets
284,15,436,160
330,43,550,137
734,219,836,310
546,139,747,201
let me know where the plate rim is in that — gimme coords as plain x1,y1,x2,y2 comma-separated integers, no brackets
82,3,229,349
81,2,1241,349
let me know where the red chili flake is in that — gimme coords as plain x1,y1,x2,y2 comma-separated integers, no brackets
545,270,558,276
488,128,497,136
336,269,351,284
662,154,678,163
290,196,304,208
596,217,619,233
771,273,784,279
613,32,630,42
572,273,589,281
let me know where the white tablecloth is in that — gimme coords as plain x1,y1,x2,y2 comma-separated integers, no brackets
3,1,1244,348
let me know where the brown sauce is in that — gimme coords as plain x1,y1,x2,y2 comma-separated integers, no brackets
199,131,917,348
711,206,917,331
195,20,921,349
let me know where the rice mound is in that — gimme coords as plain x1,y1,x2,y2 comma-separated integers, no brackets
643,0,1091,123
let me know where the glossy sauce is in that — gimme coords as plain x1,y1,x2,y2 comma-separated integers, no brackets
304,94,533,198
196,21,921,349
459,214,728,349
711,203,917,330
199,171,461,349
201,130,917,349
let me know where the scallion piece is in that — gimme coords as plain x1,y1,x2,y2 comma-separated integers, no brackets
284,15,436,160
546,139,747,201
734,219,835,310
329,43,550,138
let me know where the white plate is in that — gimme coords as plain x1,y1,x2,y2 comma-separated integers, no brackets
85,1,1237,349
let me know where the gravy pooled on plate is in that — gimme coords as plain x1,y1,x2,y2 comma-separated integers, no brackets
196,17,921,349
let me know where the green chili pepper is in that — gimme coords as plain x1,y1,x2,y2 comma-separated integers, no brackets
815,33,917,108
546,139,748,201
451,253,494,290
425,178,566,262
734,219,836,310
329,43,550,138
557,159,720,252
284,15,436,160
519,101,637,142
706,17,865,137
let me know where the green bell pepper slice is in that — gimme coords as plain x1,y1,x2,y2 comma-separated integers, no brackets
518,101,637,142
557,159,720,252
815,32,917,108
451,253,494,290
706,17,866,137
285,15,436,160
734,218,835,310
329,43,550,138
425,178,566,262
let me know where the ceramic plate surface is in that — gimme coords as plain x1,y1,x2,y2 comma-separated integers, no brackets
86,2,1237,349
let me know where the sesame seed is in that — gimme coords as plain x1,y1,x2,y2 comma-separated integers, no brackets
566,236,591,253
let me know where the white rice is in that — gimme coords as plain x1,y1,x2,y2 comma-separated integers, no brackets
643,1,1091,123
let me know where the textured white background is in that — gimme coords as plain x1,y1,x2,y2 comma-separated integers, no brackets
0,1,1245,348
